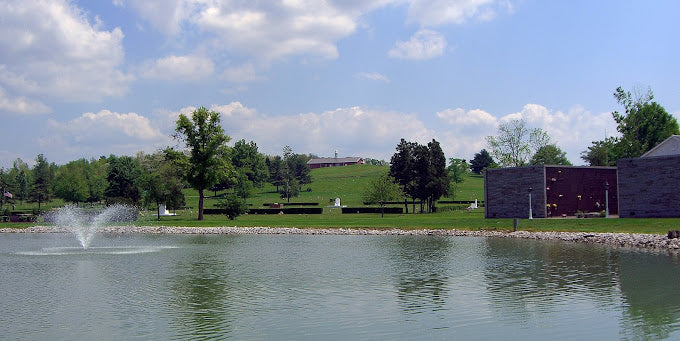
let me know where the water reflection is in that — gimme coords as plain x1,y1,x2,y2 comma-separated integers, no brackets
386,237,452,314
618,252,680,340
168,235,235,340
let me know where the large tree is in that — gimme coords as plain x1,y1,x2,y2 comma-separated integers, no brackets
470,149,495,174
54,160,89,203
389,139,416,213
174,107,234,220
105,155,142,205
580,137,619,166
611,86,679,158
28,154,52,210
231,139,269,187
486,119,551,167
529,144,571,166
447,158,469,200
138,150,186,220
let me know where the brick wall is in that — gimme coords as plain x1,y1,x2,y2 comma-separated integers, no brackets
485,166,546,218
618,155,680,218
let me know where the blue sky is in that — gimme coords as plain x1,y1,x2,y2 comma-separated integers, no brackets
1,0,679,168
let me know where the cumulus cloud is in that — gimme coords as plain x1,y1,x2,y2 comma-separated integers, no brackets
222,63,264,83
0,0,132,102
355,72,390,83
41,110,169,160
407,0,504,26
0,87,50,115
388,30,447,60
141,55,215,81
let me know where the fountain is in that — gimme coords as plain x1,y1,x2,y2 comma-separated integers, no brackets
45,204,138,249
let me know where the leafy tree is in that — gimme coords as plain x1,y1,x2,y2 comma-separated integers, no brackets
105,155,142,205
280,146,299,202
288,153,311,191
364,158,388,166
215,194,248,220
611,86,679,158
234,170,253,199
54,160,89,203
470,149,496,174
85,157,108,203
389,138,416,213
529,144,572,166
28,154,52,210
362,172,403,217
174,107,234,220
8,158,31,202
447,158,469,200
486,119,551,167
231,140,269,187
580,137,619,166
138,150,186,220
266,155,285,192
425,139,449,212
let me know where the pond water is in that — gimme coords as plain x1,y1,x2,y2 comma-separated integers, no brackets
1,233,679,340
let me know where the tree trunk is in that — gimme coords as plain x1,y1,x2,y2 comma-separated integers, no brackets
381,203,385,218
404,198,408,214
198,188,204,220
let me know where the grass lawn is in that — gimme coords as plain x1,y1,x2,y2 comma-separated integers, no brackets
3,164,680,235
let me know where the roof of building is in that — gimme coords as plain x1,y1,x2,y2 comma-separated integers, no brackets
641,135,680,157
307,157,363,165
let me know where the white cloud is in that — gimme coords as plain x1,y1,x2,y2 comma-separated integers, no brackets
141,55,215,82
222,63,264,83
162,103,433,160
41,110,169,160
0,0,132,102
407,0,502,26
0,87,50,115
388,30,447,60
436,108,496,127
355,72,390,83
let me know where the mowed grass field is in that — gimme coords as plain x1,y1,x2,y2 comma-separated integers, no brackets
5,164,680,234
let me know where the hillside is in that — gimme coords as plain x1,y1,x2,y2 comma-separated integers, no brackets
199,164,485,209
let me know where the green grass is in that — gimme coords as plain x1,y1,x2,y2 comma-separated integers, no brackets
4,165,680,235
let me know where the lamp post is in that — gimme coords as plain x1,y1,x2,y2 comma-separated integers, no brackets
528,187,533,220
604,181,609,218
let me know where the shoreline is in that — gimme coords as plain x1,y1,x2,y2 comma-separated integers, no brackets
2,225,680,253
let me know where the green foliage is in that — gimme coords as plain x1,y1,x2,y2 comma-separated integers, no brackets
486,119,551,167
470,149,496,174
28,154,52,209
174,107,234,220
105,155,142,205
138,150,186,220
54,160,89,203
215,194,248,220
447,158,469,200
580,137,619,166
231,139,269,187
611,86,679,158
389,138,449,213
362,172,403,217
529,144,571,166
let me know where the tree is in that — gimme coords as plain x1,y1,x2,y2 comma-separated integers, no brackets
362,172,403,217
174,107,234,220
54,160,89,203
105,155,142,205
85,157,108,203
486,119,551,167
138,150,186,220
231,139,269,187
580,137,619,166
216,194,249,220
529,144,572,166
470,149,495,174
447,158,469,200
266,156,285,192
288,153,311,191
425,139,449,212
611,86,679,158
28,154,52,210
389,138,416,213
8,158,31,202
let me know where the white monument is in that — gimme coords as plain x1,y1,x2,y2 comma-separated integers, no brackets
158,204,177,216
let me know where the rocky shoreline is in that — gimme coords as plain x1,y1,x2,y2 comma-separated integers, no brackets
3,225,680,253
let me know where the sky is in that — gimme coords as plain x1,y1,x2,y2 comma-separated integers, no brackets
1,0,679,169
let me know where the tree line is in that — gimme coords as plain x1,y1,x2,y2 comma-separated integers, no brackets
0,107,314,221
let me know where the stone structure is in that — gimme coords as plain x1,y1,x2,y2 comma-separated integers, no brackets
617,155,680,218
485,165,617,219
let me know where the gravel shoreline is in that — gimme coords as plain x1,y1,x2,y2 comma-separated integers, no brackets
2,225,680,253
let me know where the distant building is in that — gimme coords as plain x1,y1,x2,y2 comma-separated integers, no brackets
485,165,617,219
307,156,364,169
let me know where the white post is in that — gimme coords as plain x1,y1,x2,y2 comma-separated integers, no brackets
604,181,610,218
528,187,533,220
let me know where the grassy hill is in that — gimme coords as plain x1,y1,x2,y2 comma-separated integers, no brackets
196,164,485,209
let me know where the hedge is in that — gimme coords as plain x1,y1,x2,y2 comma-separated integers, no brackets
341,207,404,214
204,208,324,215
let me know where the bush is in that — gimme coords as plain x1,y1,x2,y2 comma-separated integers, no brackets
215,194,249,220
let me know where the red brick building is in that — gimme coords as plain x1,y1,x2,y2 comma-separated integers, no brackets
307,157,364,169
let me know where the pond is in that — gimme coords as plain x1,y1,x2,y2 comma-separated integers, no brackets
1,233,679,340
